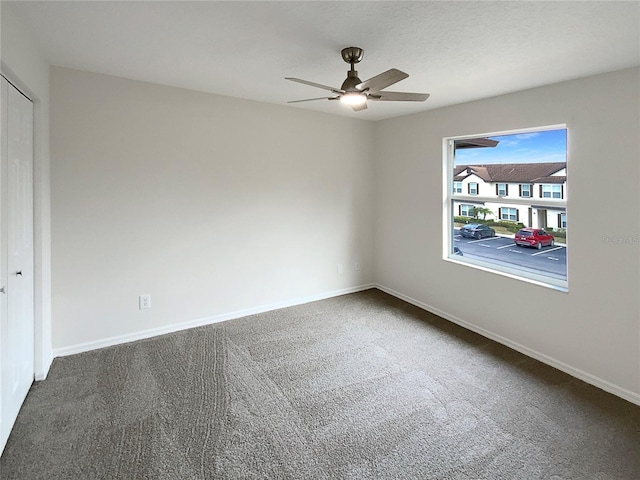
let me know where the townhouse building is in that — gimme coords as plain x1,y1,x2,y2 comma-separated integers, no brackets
453,162,567,230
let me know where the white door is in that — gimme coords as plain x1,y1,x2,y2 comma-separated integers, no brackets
537,208,547,229
0,77,35,454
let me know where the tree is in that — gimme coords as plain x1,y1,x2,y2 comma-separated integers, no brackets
472,206,493,220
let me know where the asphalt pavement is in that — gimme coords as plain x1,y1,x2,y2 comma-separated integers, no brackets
453,229,567,280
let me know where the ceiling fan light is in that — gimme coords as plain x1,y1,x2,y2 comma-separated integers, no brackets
340,92,366,106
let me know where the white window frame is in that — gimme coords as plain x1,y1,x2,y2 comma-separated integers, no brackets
453,181,463,194
443,125,568,292
542,184,563,199
460,204,475,217
520,184,531,198
499,207,517,221
560,213,567,229
468,182,478,195
497,183,507,196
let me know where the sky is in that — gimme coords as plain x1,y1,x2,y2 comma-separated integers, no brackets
454,129,567,165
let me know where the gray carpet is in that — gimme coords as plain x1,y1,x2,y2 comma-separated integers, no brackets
2,289,639,479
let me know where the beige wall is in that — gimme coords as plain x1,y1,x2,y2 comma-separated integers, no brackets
47,65,640,405
374,67,640,403
50,68,375,350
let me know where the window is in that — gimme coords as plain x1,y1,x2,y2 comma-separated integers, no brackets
558,213,567,229
446,127,568,291
541,184,563,199
459,204,475,217
499,207,518,221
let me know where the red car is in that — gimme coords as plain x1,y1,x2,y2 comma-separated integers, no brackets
514,228,555,249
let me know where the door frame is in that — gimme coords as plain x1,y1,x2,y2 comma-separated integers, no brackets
0,66,50,381
537,208,548,229
1,75,36,453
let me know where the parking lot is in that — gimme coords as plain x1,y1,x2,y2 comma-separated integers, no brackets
453,229,567,280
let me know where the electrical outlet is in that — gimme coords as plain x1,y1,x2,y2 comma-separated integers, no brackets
139,294,151,310
355,262,360,271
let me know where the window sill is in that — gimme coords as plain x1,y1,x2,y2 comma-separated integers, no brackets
444,254,569,292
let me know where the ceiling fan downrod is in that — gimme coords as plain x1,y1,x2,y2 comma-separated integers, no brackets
340,47,364,92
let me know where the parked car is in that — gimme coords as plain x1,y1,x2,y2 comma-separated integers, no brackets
514,228,554,249
460,224,496,239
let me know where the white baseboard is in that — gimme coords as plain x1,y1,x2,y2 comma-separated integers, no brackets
53,283,376,358
375,283,640,407
50,282,640,407
35,352,54,381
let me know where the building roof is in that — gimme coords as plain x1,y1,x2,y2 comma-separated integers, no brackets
453,162,566,183
454,138,500,149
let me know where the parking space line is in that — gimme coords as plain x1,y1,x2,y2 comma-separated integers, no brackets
496,244,513,249
548,257,560,261
531,246,563,256
508,249,523,254
468,236,502,244
479,244,492,248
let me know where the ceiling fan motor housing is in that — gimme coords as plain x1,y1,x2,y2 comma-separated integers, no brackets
341,70,363,92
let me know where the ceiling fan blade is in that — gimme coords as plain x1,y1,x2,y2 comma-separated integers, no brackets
287,97,339,104
357,69,409,93
351,102,368,112
285,77,343,94
369,91,430,102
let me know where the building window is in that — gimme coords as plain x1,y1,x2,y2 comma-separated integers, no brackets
559,213,567,229
447,127,568,291
541,184,563,199
499,207,518,221
459,204,475,217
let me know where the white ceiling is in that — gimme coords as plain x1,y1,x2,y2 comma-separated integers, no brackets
6,1,640,121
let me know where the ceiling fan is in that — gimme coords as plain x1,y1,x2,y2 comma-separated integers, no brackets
286,47,429,112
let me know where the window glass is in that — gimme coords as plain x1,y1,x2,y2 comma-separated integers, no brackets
460,204,475,217
500,207,518,221
542,184,563,199
447,127,568,290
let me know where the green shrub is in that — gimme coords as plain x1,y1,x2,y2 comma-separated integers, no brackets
486,220,525,232
455,215,567,238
